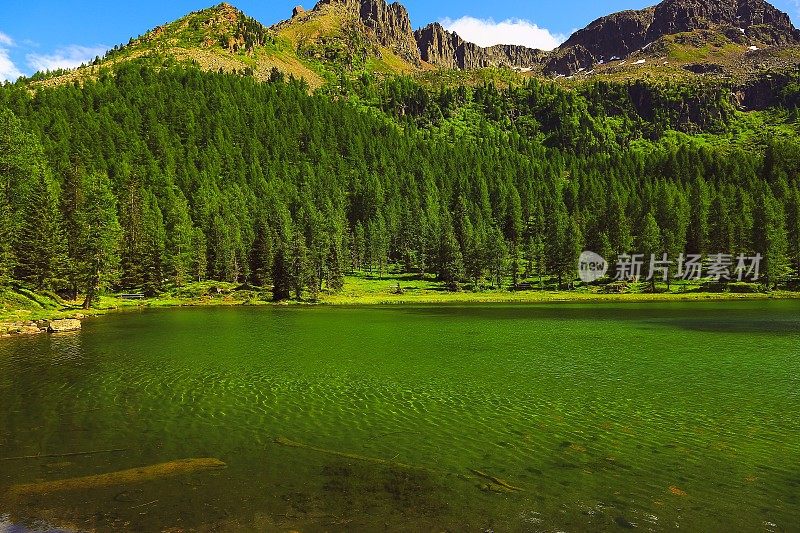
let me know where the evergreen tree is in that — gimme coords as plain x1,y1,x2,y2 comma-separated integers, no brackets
687,178,710,256
61,165,86,300
598,232,614,280
753,184,790,289
141,192,166,296
486,226,508,289
547,204,570,288
437,217,464,289
352,222,366,272
464,229,486,289
640,212,662,290
326,238,345,292
289,227,310,300
191,227,208,283
271,243,291,301
0,202,13,285
249,217,273,287
607,192,632,257
164,191,195,287
79,173,122,309
709,191,734,255
369,216,390,280
787,187,800,278
562,214,584,288
14,173,65,290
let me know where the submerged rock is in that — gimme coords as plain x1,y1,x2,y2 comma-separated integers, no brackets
47,319,82,333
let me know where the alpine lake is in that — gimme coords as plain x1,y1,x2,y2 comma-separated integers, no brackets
0,301,798,532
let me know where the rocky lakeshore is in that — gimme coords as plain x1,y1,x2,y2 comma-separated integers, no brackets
1,318,83,338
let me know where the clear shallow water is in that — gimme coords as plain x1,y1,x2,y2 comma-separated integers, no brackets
0,302,799,532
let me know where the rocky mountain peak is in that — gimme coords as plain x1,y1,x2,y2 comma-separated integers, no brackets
546,0,800,74
648,0,799,40
312,0,421,64
359,0,420,64
415,22,546,70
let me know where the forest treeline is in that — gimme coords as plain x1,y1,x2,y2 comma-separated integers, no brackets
0,59,799,304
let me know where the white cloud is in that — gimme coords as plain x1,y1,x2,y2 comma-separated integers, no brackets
0,31,22,82
0,48,24,82
440,16,566,51
27,44,108,73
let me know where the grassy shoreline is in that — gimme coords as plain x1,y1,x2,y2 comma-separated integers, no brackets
3,275,800,337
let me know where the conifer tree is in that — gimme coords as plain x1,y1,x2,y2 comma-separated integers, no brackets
79,173,122,309
326,238,345,292
464,229,486,289
0,202,14,286
547,204,569,288
754,184,790,289
164,191,195,287
289,227,310,300
709,192,734,255
606,192,632,257
640,212,662,291
486,226,507,289
272,243,291,301
562,214,584,288
687,178,710,256
141,192,166,296
437,212,464,288
787,187,800,278
191,227,208,283
249,217,273,287
15,173,65,290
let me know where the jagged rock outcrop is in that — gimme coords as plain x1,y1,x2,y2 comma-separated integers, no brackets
545,45,599,76
314,0,421,64
546,0,800,74
485,44,549,68
359,0,420,63
292,5,305,18
549,8,655,71
415,23,545,70
734,72,793,109
647,0,799,41
414,23,467,69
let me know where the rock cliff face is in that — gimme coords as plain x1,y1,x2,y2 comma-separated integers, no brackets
359,0,420,63
550,8,656,71
647,0,798,40
484,44,549,68
546,0,800,74
314,0,421,64
415,23,546,70
414,23,460,69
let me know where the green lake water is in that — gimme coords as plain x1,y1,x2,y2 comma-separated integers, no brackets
0,302,799,532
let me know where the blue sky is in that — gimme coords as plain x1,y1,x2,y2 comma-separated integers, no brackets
2,0,800,80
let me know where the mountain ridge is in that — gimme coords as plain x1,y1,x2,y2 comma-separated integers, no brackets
546,0,800,73
26,0,800,90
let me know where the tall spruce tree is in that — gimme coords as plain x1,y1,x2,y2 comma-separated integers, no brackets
15,173,65,290
289,227,310,300
753,184,790,289
0,202,13,286
640,212,662,291
249,217,274,287
787,187,800,278
79,173,122,309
